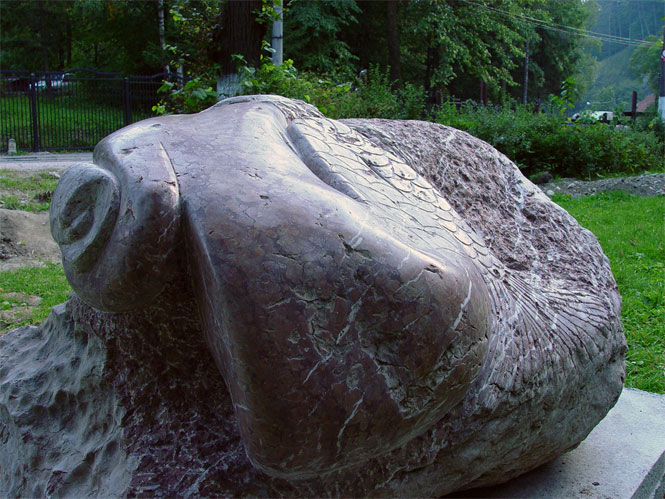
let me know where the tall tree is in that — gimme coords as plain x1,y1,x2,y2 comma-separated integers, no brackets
401,0,526,102
284,0,360,75
386,1,402,86
522,0,596,100
158,0,170,73
0,0,71,72
212,0,266,76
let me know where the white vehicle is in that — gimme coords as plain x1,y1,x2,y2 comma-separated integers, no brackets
572,110,614,122
34,73,72,89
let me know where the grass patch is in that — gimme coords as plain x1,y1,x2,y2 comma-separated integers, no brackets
0,262,71,334
553,191,665,393
0,169,59,212
1,93,134,151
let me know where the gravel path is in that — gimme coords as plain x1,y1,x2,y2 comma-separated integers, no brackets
0,152,92,171
539,173,665,198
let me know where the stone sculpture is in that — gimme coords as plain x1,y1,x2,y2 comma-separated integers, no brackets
0,95,626,497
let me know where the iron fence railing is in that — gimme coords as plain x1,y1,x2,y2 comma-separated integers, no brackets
0,68,176,152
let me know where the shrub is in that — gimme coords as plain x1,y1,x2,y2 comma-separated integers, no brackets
237,59,424,121
434,103,664,178
153,75,218,115
155,55,663,179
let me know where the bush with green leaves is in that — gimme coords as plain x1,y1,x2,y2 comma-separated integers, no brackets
237,58,424,121
434,102,664,179
153,75,218,115
154,53,662,180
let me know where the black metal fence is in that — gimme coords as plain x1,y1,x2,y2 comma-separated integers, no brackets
0,68,174,152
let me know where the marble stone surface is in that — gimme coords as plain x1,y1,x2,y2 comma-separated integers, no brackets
0,95,626,496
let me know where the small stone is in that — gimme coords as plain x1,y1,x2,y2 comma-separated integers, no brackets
546,189,555,196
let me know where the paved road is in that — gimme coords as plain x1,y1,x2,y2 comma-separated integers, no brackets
0,152,93,171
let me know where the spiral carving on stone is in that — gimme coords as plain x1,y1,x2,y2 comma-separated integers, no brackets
50,164,120,273
50,128,182,312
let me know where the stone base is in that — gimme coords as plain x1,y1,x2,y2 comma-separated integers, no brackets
452,388,665,499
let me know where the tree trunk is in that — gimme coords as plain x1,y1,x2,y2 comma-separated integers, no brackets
213,0,266,75
212,0,266,96
271,1,283,66
66,18,72,68
522,42,529,105
386,1,401,87
38,0,49,73
158,0,170,73
424,34,440,102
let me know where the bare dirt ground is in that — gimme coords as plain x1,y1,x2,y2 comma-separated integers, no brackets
0,208,61,272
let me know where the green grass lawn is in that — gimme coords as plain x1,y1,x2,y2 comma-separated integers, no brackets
1,93,139,151
553,192,665,393
0,170,59,211
0,263,71,334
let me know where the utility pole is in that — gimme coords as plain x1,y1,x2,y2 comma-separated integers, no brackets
659,26,665,122
271,1,283,66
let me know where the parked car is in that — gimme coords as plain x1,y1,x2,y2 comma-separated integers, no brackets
571,110,614,123
34,73,73,90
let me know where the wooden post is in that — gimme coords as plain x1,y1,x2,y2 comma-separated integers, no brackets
480,81,487,107
631,91,637,122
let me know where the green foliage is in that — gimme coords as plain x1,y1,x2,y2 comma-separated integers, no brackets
284,0,361,75
167,0,224,75
520,0,596,100
327,66,425,120
434,103,664,178
583,45,652,111
0,263,72,334
629,36,664,98
236,57,424,120
402,0,525,97
553,192,665,393
153,76,218,115
591,0,665,59
548,77,580,116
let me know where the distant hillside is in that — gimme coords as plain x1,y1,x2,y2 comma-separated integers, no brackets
577,0,663,112
581,45,652,111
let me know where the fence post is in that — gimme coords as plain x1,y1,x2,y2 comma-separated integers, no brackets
123,77,131,126
631,91,637,122
29,73,39,152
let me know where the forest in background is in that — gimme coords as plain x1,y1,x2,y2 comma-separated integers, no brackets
3,0,661,108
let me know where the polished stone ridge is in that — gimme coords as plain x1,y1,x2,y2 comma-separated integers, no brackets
0,95,626,497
